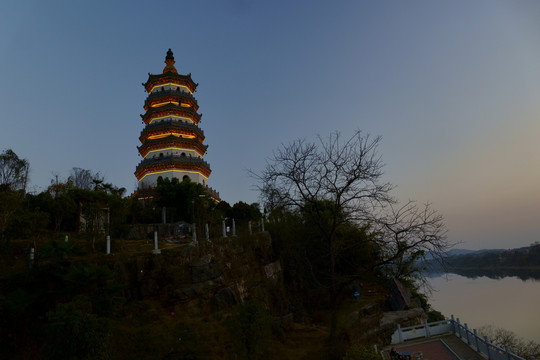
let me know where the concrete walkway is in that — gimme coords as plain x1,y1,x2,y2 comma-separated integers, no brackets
440,334,485,360
386,333,485,360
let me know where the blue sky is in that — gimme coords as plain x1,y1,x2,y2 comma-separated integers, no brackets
1,0,540,249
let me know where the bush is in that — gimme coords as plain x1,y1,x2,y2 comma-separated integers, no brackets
45,296,112,360
342,344,380,360
226,301,273,360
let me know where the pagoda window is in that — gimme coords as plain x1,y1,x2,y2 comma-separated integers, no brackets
183,175,189,181
159,153,163,157
181,152,186,157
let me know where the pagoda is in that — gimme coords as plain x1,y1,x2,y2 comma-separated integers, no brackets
135,49,217,199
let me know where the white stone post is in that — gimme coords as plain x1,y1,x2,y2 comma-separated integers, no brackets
261,218,265,232
222,220,227,238
29,247,34,269
192,223,197,244
473,329,480,352
152,231,161,254
106,235,111,255
232,219,237,236
485,336,492,360
205,223,210,242
248,221,252,235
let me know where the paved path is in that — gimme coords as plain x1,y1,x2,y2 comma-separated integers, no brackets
440,334,485,360
386,334,485,360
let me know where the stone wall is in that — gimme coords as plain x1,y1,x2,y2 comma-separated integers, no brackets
104,232,286,317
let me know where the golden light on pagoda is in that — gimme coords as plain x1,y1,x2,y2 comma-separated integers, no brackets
135,49,218,200
149,83,193,94
147,132,196,140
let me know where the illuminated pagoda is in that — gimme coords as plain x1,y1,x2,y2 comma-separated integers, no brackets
135,49,218,199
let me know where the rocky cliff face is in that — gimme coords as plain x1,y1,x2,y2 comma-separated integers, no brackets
106,232,286,317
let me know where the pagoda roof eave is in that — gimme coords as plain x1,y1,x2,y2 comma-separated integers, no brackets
139,121,205,143
141,103,202,124
143,73,199,93
135,156,212,179
137,136,208,157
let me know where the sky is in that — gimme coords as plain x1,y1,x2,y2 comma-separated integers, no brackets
1,0,540,250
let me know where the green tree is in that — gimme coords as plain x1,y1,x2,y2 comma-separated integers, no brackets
0,190,24,246
0,149,29,192
156,176,208,222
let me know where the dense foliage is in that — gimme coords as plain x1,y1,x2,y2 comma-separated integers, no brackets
0,145,451,359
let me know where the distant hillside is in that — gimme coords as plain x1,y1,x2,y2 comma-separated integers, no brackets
445,248,505,257
423,244,540,278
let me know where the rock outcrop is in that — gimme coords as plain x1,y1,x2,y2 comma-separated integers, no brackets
105,232,286,317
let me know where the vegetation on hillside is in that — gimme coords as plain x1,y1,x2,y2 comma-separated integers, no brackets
0,131,452,360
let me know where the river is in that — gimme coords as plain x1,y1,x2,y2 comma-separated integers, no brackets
427,273,540,343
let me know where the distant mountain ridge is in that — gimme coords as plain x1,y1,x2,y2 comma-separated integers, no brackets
423,243,540,278
444,248,505,257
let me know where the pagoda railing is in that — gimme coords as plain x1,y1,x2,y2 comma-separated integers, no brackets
139,119,204,138
141,103,201,123
135,154,211,173
137,136,208,157
145,88,198,105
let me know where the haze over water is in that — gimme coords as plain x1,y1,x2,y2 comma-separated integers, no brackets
428,273,540,343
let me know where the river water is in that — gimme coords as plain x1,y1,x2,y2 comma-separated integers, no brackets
427,273,540,343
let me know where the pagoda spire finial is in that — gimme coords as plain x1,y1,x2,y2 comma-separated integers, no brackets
163,48,178,74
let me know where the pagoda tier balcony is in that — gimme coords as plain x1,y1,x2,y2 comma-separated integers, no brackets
133,184,221,202
144,91,199,111
144,89,199,111
139,120,205,143
146,87,197,104
141,103,202,125
143,72,198,94
138,136,208,158
135,154,211,179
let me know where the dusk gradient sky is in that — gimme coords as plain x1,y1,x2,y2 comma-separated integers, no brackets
1,1,540,250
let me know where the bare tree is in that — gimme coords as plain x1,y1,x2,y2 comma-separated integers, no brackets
258,130,393,227
371,200,449,279
253,130,450,337
0,149,30,192
68,167,103,190
479,325,540,359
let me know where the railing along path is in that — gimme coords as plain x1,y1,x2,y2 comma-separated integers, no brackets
391,315,533,360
